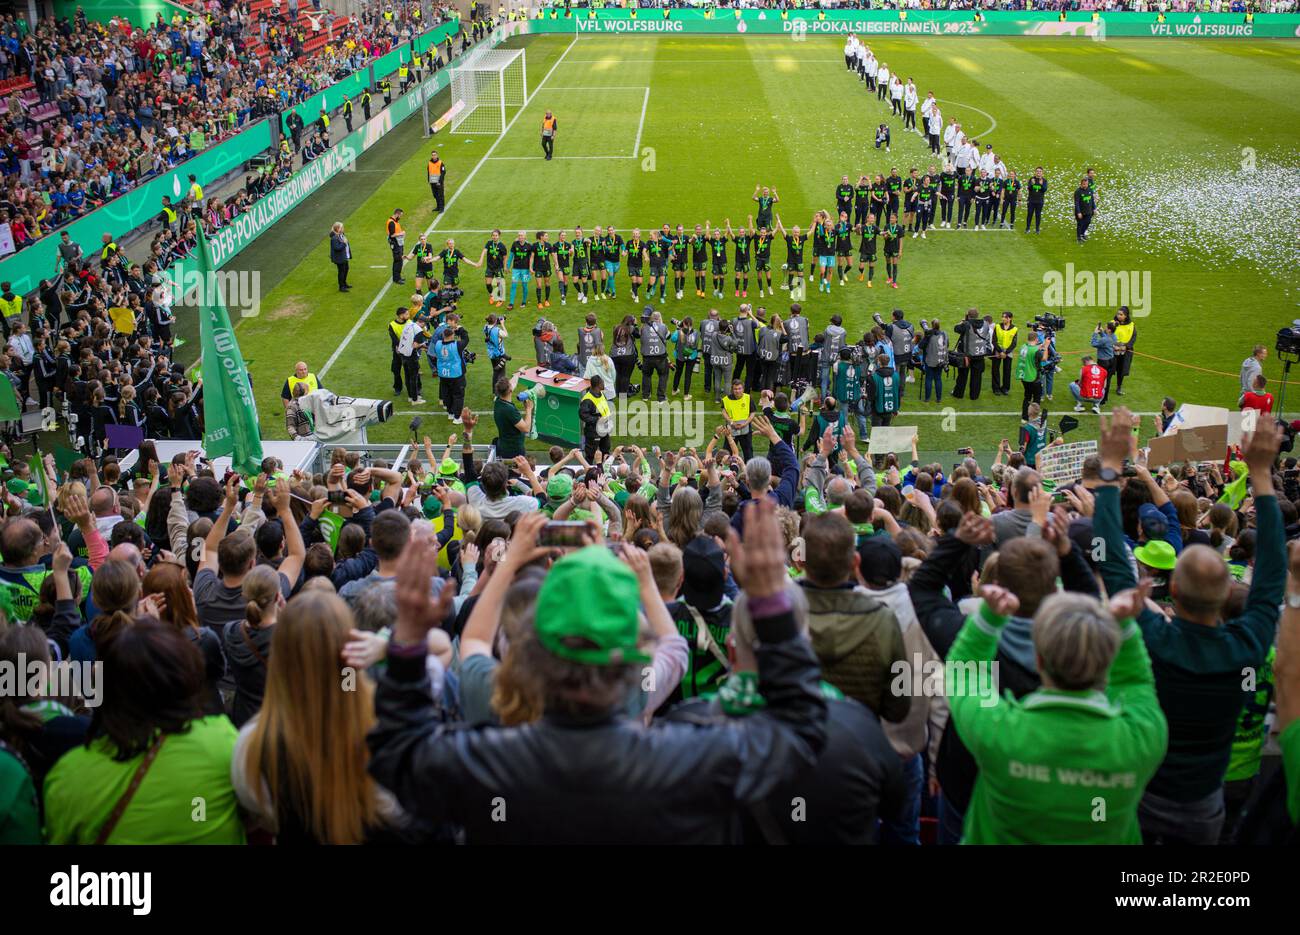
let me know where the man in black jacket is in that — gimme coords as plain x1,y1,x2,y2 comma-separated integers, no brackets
667,581,905,844
906,507,1099,843
369,501,829,844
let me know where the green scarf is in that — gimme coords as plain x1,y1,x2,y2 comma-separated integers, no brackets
711,671,842,716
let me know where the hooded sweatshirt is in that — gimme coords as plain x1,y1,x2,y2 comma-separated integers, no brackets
863,581,949,760
799,581,910,724
223,620,275,728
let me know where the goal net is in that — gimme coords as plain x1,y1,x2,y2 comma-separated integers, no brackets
449,48,527,135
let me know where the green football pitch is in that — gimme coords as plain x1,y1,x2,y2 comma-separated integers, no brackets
205,32,1300,465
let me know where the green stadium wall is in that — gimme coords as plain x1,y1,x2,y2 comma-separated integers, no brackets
51,0,196,30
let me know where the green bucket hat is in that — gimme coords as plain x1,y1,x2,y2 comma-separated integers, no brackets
1133,539,1176,572
534,546,649,666
546,471,574,500
438,456,459,478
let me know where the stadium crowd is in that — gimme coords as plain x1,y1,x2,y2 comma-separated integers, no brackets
1,378,1298,843
0,0,456,258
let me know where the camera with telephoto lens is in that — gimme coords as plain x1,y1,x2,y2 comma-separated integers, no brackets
463,350,478,365
1033,313,1066,333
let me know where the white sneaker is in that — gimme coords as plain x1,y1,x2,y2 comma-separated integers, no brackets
780,283,789,290
1074,403,1085,412
676,290,683,300
921,231,927,239
413,397,427,404
912,232,919,239
906,373,915,383
561,298,567,305
451,416,463,424
1091,404,1101,414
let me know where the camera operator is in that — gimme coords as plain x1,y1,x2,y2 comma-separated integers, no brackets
433,314,470,424
952,307,992,400
881,309,915,387
918,318,948,403
1090,320,1118,404
639,308,670,403
484,313,509,386
1069,354,1107,415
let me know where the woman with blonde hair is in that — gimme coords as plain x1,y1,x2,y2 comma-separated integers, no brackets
144,561,225,716
224,564,285,727
232,591,416,843
582,341,616,401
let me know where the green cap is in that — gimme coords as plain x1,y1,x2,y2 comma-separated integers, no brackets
546,471,573,500
5,478,28,495
534,546,649,666
422,495,444,518
439,456,459,477
1133,540,1176,571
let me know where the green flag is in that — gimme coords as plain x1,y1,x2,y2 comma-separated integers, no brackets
26,452,49,506
0,376,21,421
197,228,263,476
317,509,344,553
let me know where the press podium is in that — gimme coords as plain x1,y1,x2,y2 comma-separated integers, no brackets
513,367,589,447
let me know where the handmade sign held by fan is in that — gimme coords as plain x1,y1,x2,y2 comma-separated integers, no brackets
1146,423,1228,470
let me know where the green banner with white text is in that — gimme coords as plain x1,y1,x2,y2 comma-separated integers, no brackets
526,9,1300,39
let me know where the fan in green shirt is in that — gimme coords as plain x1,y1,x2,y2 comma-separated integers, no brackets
44,716,244,844
494,392,531,459
948,587,1167,844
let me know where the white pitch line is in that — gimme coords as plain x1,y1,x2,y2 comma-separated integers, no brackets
934,97,998,138
319,35,583,380
546,85,650,90
487,154,635,160
633,86,650,158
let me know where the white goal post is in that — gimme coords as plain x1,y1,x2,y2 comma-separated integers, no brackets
447,48,527,136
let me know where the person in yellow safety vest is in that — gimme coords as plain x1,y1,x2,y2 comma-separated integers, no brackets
398,61,410,93
380,77,392,106
99,233,120,266
389,307,409,394
187,174,203,207
159,196,178,231
721,379,755,461
412,51,422,82
0,282,22,336
991,311,1018,397
1111,306,1137,397
361,88,372,120
281,361,320,410
342,95,353,131
579,375,612,462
